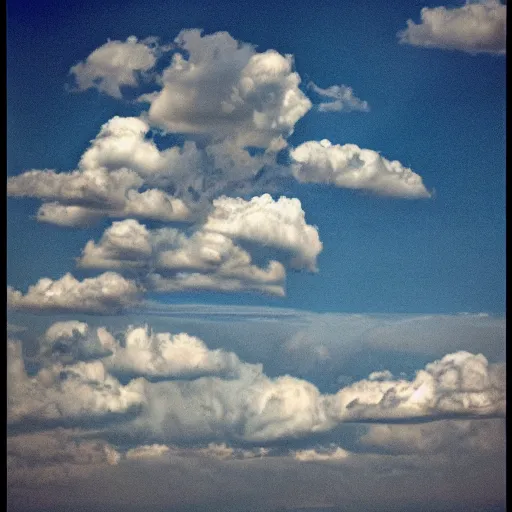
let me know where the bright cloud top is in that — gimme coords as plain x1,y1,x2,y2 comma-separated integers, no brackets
69,36,162,98
291,139,431,198
398,0,506,55
204,194,323,271
308,82,370,113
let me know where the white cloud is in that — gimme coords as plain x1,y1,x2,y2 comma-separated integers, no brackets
125,444,171,460
142,29,311,148
204,194,323,271
147,270,285,297
9,115,282,225
7,340,146,425
293,446,350,461
69,36,161,98
7,272,141,314
290,140,431,198
398,0,506,55
330,351,505,422
308,82,370,113
103,325,243,379
78,219,153,270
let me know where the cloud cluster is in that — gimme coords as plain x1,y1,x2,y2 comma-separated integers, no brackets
27,320,504,444
308,82,369,113
142,29,312,148
398,0,506,55
7,272,141,314
69,36,162,97
7,29,434,309
8,340,145,425
7,117,193,226
290,139,431,198
77,217,287,296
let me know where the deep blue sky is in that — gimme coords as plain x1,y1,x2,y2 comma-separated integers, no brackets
7,0,506,314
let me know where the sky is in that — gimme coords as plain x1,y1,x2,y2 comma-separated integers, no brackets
6,0,506,511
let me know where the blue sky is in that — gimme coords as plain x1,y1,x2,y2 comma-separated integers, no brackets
7,0,506,510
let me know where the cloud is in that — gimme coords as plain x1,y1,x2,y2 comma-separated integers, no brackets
102,325,244,379
76,218,286,296
359,418,505,455
290,139,431,198
120,346,504,445
141,29,312,148
69,36,161,98
398,0,506,55
125,444,171,460
9,115,284,226
7,340,146,425
7,429,121,487
331,351,505,422
293,446,350,461
7,272,141,314
308,82,370,113
204,194,323,271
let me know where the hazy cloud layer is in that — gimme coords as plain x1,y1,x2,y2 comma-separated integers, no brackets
291,140,431,198
398,0,506,55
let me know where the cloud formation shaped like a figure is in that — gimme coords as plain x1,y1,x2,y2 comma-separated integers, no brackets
291,140,431,198
398,0,506,55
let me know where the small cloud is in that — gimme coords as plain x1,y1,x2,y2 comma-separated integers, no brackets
308,82,370,113
398,0,506,55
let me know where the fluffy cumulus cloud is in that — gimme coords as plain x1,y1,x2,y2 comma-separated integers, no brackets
7,317,506,451
7,272,141,314
7,340,145,425
7,118,192,227
76,218,286,296
69,36,162,97
141,29,312,148
100,325,244,379
204,194,322,271
398,0,506,55
290,140,431,198
308,82,370,113
330,351,505,422
117,346,504,444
